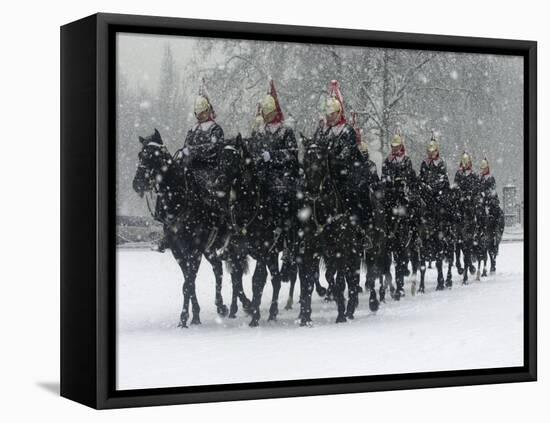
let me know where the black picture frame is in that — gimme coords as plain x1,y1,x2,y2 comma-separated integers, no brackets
60,12,537,409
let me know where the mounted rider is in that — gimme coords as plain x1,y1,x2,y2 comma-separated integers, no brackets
313,80,364,225
418,132,451,289
249,79,299,270
177,79,229,242
479,158,499,209
453,151,481,279
381,132,417,299
478,158,504,273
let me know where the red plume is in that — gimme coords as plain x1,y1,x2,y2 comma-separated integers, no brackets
198,77,216,121
328,80,347,126
268,79,285,124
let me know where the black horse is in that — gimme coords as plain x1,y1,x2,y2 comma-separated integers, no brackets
298,137,363,324
132,129,252,328
410,184,455,293
215,134,292,327
476,196,505,278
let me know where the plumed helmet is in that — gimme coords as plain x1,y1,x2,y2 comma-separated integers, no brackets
194,95,211,115
325,96,342,115
427,131,439,153
480,158,489,170
261,94,277,117
194,77,216,120
391,134,404,148
460,152,472,169
261,79,284,124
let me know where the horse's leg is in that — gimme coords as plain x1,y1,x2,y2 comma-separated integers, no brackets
229,286,239,318
313,256,327,297
455,241,464,275
176,249,201,327
462,242,471,285
173,247,191,328
250,261,268,327
266,254,282,321
418,249,426,294
366,251,380,311
393,248,406,301
489,239,497,273
324,264,336,302
345,257,361,319
229,257,252,317
334,269,347,323
298,254,314,326
205,254,228,317
410,246,419,296
445,240,454,288
285,268,297,310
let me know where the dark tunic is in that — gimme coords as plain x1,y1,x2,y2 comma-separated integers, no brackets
313,122,363,218
418,157,450,221
181,120,226,210
250,123,299,193
381,153,417,214
249,123,299,230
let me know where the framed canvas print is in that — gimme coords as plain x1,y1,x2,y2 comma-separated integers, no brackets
60,13,537,409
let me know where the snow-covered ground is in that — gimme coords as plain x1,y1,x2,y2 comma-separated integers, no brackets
116,242,524,390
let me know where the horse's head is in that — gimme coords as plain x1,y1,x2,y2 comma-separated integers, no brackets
301,133,329,195
132,128,172,197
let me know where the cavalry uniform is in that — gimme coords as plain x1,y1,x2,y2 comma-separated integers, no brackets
381,134,417,299
418,136,451,289
180,81,228,226
478,159,504,273
453,152,481,281
249,80,299,260
313,81,364,223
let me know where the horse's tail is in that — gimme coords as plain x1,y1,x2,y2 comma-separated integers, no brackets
319,255,326,274
361,250,368,274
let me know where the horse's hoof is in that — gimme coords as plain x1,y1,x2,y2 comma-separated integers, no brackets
191,317,201,325
482,270,488,277
469,265,477,275
345,313,355,320
284,302,293,311
228,313,237,319
178,321,188,328
436,284,445,291
357,286,364,294
369,299,380,312
411,282,416,296
217,304,229,317
335,315,347,323
300,318,313,327
316,286,327,297
457,267,464,275
268,314,277,322
249,319,259,328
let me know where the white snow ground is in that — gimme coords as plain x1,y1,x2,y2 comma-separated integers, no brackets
116,242,524,390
